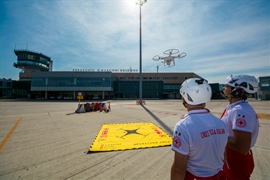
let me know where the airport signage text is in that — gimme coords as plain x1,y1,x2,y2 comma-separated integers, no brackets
72,68,138,72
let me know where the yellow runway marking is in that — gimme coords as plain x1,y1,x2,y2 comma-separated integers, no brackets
0,117,23,154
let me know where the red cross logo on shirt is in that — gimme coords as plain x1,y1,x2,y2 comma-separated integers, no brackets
173,136,181,148
236,118,247,128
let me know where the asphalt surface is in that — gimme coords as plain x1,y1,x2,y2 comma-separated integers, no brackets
0,99,269,180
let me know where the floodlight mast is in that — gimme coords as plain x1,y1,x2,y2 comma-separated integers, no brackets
136,0,147,101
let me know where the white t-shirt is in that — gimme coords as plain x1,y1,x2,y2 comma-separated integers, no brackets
171,109,229,177
220,100,259,148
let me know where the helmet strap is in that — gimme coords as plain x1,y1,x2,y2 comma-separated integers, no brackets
182,102,187,108
182,98,187,108
231,88,245,98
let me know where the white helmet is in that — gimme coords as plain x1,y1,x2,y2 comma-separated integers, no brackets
224,75,258,94
180,78,212,105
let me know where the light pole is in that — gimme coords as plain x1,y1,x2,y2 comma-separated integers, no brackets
136,0,147,101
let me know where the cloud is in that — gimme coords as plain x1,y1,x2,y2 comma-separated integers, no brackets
0,0,269,82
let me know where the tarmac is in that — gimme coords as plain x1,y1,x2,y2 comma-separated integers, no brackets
0,99,269,180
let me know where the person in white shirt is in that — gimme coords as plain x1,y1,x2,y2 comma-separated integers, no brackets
220,75,259,180
171,78,229,180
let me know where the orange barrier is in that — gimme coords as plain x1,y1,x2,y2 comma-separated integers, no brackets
75,101,111,113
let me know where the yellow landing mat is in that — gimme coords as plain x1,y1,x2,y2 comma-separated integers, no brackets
89,122,172,152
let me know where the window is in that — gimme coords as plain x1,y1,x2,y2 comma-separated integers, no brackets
163,84,180,90
7,82,12,87
261,82,269,87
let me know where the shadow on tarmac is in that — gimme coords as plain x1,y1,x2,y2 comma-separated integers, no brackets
141,104,173,136
66,112,76,115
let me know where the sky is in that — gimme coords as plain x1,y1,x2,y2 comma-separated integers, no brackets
0,0,269,83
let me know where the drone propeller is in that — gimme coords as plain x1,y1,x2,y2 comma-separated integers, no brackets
163,49,179,55
177,52,187,58
152,55,161,61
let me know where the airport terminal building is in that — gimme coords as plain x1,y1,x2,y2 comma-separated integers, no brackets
30,71,201,100
1,49,269,100
0,49,203,100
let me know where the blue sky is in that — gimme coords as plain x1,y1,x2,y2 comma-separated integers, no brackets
0,0,269,83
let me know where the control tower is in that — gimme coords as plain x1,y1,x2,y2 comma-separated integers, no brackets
14,49,53,80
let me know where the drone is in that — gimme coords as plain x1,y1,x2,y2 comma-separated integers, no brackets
152,49,187,67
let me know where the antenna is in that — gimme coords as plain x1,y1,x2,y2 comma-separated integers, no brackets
157,66,159,73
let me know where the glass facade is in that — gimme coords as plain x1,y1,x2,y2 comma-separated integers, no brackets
15,60,49,70
114,81,163,99
163,84,181,91
14,50,52,72
259,76,270,91
0,80,31,98
32,77,111,87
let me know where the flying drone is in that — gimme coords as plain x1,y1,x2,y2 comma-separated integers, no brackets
152,49,187,67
